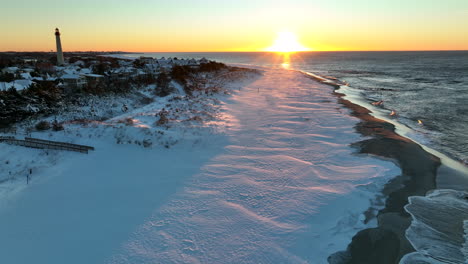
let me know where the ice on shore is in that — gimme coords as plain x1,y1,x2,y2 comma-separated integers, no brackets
0,67,399,264
403,189,468,264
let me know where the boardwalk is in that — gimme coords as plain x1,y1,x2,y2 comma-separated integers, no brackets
0,136,94,153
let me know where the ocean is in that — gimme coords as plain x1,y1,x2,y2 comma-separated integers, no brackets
123,51,468,166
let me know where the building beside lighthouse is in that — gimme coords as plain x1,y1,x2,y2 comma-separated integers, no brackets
55,28,65,65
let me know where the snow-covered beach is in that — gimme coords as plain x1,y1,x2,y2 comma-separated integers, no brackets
0,65,465,263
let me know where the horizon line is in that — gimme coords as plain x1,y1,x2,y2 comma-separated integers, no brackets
1,49,468,53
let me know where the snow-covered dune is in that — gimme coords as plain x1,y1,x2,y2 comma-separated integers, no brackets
0,68,399,264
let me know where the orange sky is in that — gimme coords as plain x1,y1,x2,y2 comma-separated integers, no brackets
1,0,467,52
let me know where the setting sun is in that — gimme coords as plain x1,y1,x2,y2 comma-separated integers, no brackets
266,31,311,53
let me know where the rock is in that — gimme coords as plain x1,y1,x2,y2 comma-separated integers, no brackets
346,228,400,264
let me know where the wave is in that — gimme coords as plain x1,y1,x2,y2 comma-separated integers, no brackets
302,70,468,172
332,70,385,75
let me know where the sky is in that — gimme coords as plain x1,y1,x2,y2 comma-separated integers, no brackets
1,0,468,52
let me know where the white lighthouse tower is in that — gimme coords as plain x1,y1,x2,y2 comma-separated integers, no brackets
55,28,65,65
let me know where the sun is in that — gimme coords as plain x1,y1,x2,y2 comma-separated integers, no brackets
266,31,310,53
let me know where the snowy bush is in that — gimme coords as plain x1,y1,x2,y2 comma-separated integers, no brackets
118,118,134,126
52,121,64,131
142,139,152,148
198,61,227,72
35,120,51,131
139,96,154,105
155,72,172,97
156,110,169,126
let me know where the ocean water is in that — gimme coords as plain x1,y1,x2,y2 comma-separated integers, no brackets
124,51,468,166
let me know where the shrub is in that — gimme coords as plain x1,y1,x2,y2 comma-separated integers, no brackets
133,59,144,68
52,121,64,131
0,72,15,82
25,81,62,104
35,120,51,130
139,96,154,105
156,110,169,126
121,118,134,126
155,72,172,97
183,84,196,96
142,139,152,148
198,61,226,72
170,65,193,85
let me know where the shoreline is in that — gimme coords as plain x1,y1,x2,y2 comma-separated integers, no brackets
305,73,466,264
300,68,468,262
302,71,444,262
330,90,440,263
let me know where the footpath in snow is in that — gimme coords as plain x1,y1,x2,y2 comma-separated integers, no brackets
0,67,399,264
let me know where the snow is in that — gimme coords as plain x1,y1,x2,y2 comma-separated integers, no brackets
0,82,7,90
0,67,399,264
61,73,81,79
82,73,105,78
20,72,32,80
0,79,33,91
79,68,92,74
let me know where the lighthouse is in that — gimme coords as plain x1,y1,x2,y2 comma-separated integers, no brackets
55,28,65,65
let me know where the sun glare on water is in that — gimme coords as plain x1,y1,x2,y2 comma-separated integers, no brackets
266,31,310,53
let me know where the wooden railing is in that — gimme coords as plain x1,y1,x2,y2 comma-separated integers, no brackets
0,136,94,154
